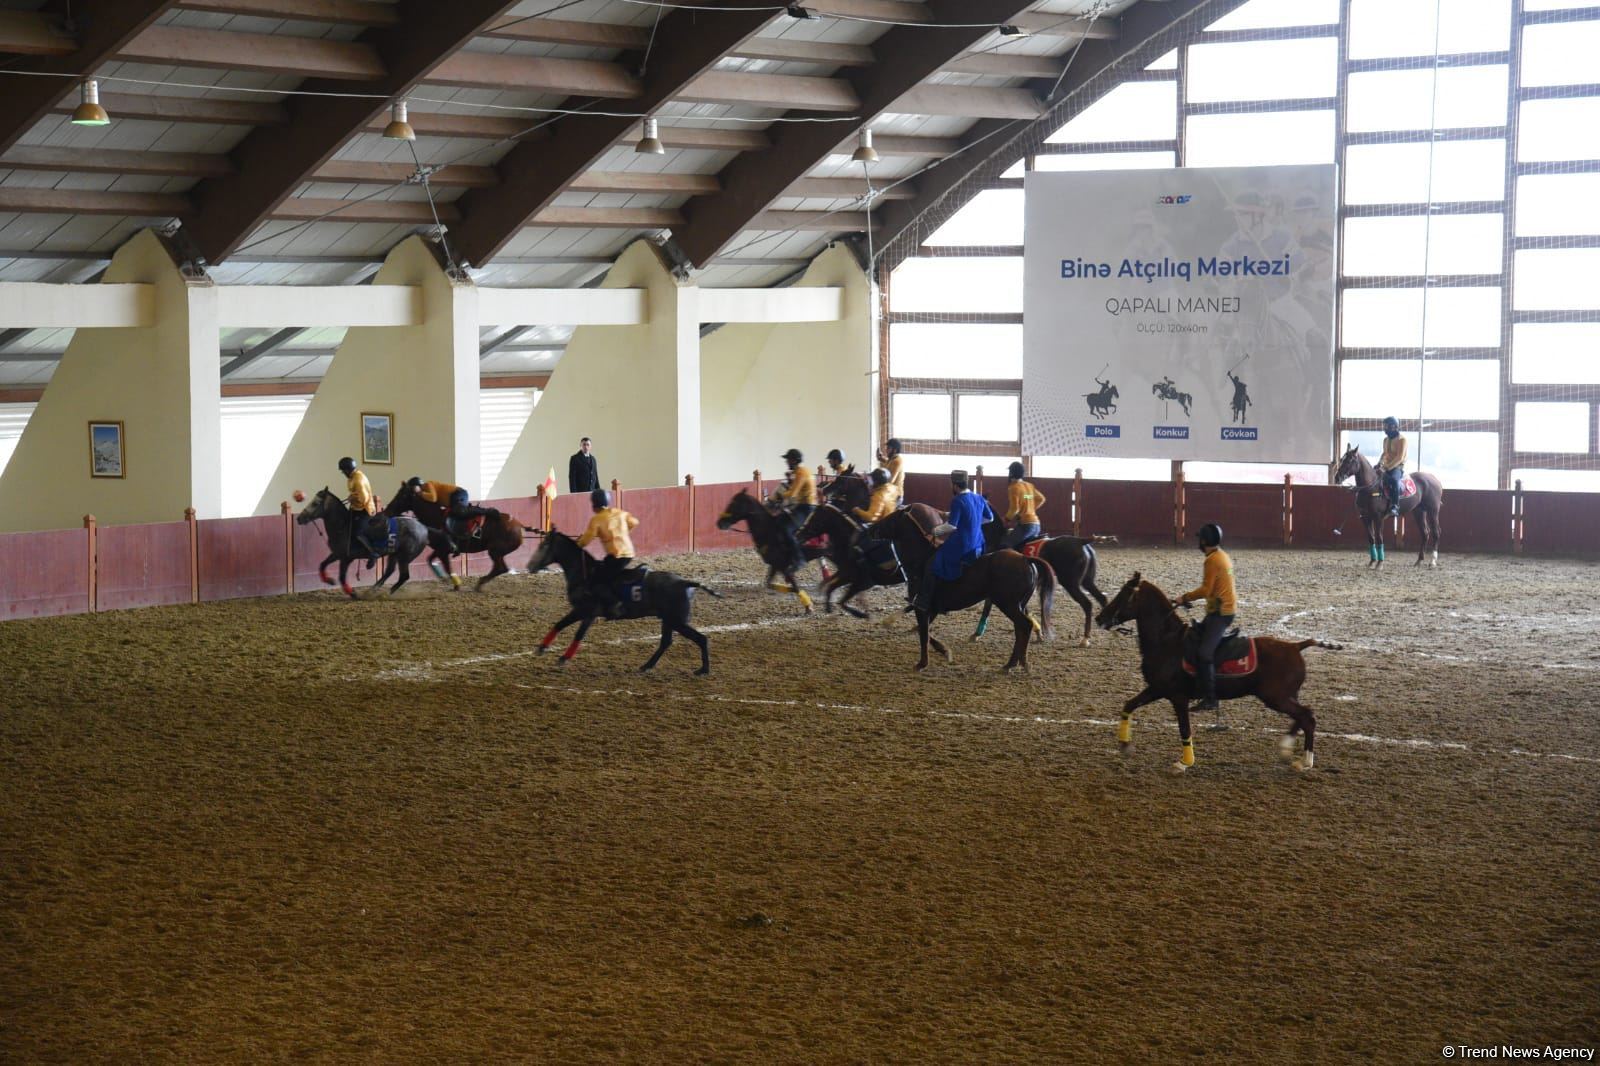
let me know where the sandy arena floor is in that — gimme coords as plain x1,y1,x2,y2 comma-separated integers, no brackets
2,544,1597,1062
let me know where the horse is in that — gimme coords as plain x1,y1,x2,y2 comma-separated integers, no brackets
295,488,449,599
526,528,719,675
1333,444,1444,568
796,502,944,618
1094,573,1341,772
870,508,1055,671
1086,383,1119,419
384,481,536,590
974,535,1107,647
1152,380,1193,417
715,489,822,612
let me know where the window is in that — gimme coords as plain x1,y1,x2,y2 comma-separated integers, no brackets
220,396,311,518
1348,0,1511,60
1207,0,1339,30
1521,20,1600,86
1513,249,1600,310
1187,38,1338,103
1341,215,1504,277
1512,323,1600,384
0,403,32,478
1510,469,1600,492
1343,141,1506,203
1341,360,1501,419
1516,174,1600,236
1185,111,1335,167
1519,98,1600,161
1516,402,1590,452
892,393,952,440
481,387,539,492
1032,455,1171,481
1345,67,1508,132
1344,430,1499,489
1032,152,1176,172
957,394,1020,441
890,258,1024,313
923,189,1024,247
1146,49,1178,71
1340,287,1502,347
1046,81,1177,143
889,323,1022,379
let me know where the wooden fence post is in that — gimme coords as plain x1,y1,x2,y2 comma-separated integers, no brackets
83,514,97,613
974,464,984,497
536,484,548,532
753,468,762,498
185,507,199,604
611,477,621,508
1283,474,1293,546
1172,466,1185,545
1073,468,1082,537
281,501,294,594
1513,478,1524,554
685,474,696,553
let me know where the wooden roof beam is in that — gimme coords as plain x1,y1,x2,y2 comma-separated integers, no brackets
0,1,179,155
177,0,523,264
670,0,1040,268
449,0,785,268
891,84,1043,120
173,0,400,26
50,91,286,126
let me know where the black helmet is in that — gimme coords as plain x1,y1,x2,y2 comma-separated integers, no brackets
590,488,610,509
782,448,803,463
826,448,844,464
885,437,902,456
338,456,356,474
869,467,890,486
1007,461,1025,479
1197,523,1224,548
1383,416,1400,433
405,476,423,489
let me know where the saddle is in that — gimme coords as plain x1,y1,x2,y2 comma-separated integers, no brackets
1368,476,1417,504
614,565,651,606
1181,625,1257,677
852,536,905,584
1018,535,1049,559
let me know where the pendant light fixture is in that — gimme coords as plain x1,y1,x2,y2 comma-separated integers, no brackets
71,79,110,127
636,116,665,155
383,100,416,141
851,127,879,164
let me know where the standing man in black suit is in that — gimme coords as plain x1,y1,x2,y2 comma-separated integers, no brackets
569,436,599,494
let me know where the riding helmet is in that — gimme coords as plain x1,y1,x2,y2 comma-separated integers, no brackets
885,437,902,456
590,487,611,509
1007,460,1025,480
826,448,845,464
338,456,356,474
869,467,890,486
1197,523,1224,548
405,476,423,489
1383,415,1400,434
782,448,803,463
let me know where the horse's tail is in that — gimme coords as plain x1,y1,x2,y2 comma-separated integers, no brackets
686,581,723,598
1089,534,1119,544
1027,557,1055,642
1295,638,1343,652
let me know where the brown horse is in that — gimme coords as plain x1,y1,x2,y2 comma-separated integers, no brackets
797,501,945,618
1333,445,1444,569
871,508,1055,671
974,535,1107,647
1094,573,1341,772
385,481,535,590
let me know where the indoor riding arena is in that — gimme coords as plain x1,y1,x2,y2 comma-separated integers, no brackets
2,0,1597,1062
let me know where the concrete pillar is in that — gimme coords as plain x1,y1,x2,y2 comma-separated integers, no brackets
490,240,698,496
255,235,479,512
0,229,220,533
697,243,872,484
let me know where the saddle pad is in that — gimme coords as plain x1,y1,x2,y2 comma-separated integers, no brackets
384,518,399,550
1019,538,1049,559
466,515,486,536
616,569,650,604
1181,637,1258,678
1400,475,1416,498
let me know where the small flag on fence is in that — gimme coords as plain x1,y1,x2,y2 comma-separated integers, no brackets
543,467,558,499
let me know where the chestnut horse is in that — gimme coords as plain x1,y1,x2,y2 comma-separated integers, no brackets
797,501,946,618
871,508,1055,672
1095,573,1341,772
1332,445,1444,569
384,481,536,590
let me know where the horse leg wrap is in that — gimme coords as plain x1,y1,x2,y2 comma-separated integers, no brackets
974,615,989,638
797,589,813,610
1180,738,1195,767
540,629,558,650
1377,543,1386,562
1367,543,1378,562
1029,613,1041,634
560,640,582,661
450,573,462,590
1117,715,1133,745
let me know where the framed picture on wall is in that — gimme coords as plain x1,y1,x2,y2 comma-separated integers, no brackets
361,412,393,465
88,421,124,478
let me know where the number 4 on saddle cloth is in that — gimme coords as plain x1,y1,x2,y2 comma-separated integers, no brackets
1181,625,1258,677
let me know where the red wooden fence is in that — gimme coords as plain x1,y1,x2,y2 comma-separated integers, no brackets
1521,491,1600,556
96,520,192,611
0,527,88,619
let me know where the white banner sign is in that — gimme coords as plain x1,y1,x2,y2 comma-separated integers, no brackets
1022,165,1336,463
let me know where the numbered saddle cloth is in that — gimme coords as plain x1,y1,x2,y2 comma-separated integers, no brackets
1018,536,1049,559
1370,475,1417,504
1181,626,1258,677
615,566,651,605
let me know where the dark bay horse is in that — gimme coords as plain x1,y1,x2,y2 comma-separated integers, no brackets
797,501,944,618
295,488,448,599
871,508,1055,671
527,529,719,674
1333,445,1444,568
1095,573,1341,772
384,481,536,590
975,535,1107,647
715,489,821,612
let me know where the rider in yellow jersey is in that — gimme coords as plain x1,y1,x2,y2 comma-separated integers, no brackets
1377,415,1407,517
877,437,906,501
1002,461,1046,548
853,467,899,524
338,456,380,561
578,487,639,618
1174,522,1236,711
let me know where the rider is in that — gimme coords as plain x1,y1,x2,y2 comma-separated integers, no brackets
1002,461,1046,549
877,438,906,500
406,477,495,541
773,448,817,559
338,456,380,562
852,467,899,525
1174,523,1236,712
577,487,639,619
1377,416,1407,517
913,470,994,615
825,448,855,479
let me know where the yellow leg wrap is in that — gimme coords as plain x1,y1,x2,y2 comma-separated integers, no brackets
1180,739,1195,767
450,574,462,589
1117,715,1133,745
1028,613,1041,633
797,590,813,609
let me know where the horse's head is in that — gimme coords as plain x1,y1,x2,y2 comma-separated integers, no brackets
1096,571,1151,630
295,487,338,525
385,479,417,516
1108,385,1119,398
525,526,559,572
716,490,761,530
823,471,869,507
1332,444,1361,485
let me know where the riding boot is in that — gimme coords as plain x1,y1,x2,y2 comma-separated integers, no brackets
913,574,937,615
1196,661,1219,711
